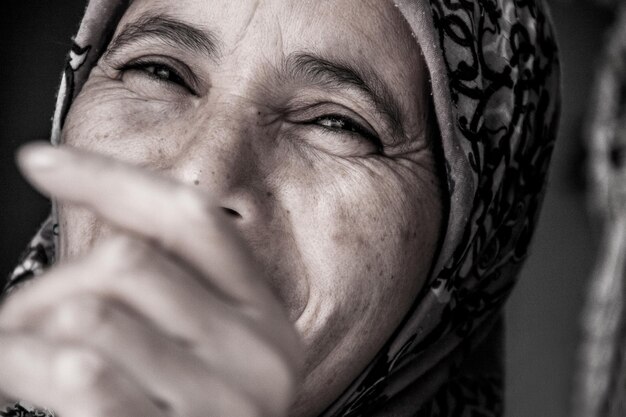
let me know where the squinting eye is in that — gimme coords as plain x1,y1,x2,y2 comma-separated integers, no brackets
141,64,186,85
316,116,353,131
124,62,187,87
119,60,196,95
314,115,383,151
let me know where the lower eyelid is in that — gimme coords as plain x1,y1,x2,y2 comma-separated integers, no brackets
117,70,194,100
318,130,381,156
317,124,361,137
117,58,199,94
319,122,382,150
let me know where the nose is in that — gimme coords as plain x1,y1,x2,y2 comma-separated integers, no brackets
162,103,274,226
159,99,309,321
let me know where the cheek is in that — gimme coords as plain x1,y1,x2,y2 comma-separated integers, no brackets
281,151,442,386
57,204,97,261
61,74,190,166
58,74,194,259
287,156,441,301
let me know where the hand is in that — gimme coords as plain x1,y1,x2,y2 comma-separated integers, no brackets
0,143,302,417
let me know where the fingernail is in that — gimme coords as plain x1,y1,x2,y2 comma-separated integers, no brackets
17,143,60,171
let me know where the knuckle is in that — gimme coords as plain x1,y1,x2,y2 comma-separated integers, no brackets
101,235,135,257
99,235,151,271
54,346,110,391
54,297,111,335
71,394,120,417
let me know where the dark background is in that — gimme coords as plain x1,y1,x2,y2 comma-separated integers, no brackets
0,1,615,416
1,1,86,274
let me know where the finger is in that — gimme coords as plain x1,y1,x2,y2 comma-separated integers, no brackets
17,143,276,311
0,236,302,370
32,296,294,417
0,331,167,417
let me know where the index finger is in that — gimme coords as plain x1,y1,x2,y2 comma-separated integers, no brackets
17,143,278,313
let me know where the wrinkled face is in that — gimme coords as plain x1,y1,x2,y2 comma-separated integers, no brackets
60,0,442,414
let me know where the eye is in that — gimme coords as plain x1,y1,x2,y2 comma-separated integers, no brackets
313,114,383,152
118,59,197,95
140,63,186,85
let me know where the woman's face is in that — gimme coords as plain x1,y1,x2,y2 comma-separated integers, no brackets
60,0,442,414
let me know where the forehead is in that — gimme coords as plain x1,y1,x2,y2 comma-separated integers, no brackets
122,0,415,53
119,0,426,110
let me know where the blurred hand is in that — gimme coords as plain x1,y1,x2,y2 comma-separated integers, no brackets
0,143,302,417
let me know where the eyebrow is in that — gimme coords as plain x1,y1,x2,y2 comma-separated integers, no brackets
104,14,221,61
103,14,406,139
283,53,406,139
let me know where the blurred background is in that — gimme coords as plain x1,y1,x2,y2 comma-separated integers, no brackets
0,1,617,416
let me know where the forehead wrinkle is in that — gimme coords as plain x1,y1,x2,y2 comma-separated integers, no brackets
104,12,222,62
282,52,406,140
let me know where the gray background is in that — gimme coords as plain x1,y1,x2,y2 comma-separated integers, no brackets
0,1,614,415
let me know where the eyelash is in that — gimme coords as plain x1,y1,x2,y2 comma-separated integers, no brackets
118,60,383,153
119,60,196,94
311,115,383,152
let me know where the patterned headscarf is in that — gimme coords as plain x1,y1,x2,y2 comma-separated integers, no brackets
3,0,560,415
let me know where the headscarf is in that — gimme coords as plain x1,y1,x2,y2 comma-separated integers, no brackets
2,0,560,415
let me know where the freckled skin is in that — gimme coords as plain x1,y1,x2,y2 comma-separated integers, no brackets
60,0,443,415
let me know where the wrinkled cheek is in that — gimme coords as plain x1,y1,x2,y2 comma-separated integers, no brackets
57,92,160,260
61,79,187,168
290,191,431,406
289,166,433,363
324,198,427,312
57,204,100,261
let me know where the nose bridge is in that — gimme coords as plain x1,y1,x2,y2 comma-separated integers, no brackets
157,95,277,226
170,100,263,191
